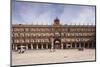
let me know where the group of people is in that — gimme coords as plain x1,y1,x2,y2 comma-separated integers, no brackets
17,46,26,54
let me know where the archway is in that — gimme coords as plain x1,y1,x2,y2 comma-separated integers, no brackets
54,38,61,49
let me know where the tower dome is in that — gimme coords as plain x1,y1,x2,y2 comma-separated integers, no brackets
54,18,60,23
53,18,61,27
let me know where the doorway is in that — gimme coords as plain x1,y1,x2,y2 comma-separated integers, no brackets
54,38,61,49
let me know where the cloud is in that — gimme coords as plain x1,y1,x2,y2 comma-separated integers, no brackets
12,1,95,25
71,6,95,25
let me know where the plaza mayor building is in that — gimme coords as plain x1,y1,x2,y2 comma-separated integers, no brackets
11,18,96,50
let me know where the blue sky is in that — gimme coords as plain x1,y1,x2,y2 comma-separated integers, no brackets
12,0,96,25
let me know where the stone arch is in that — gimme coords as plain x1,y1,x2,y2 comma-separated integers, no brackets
54,38,61,49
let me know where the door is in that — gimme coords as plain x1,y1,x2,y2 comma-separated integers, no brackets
54,38,61,49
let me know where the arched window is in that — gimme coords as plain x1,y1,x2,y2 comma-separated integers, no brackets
20,33,24,37
30,39,34,43
25,33,30,37
20,39,24,43
25,39,29,43
14,33,19,37
14,39,19,43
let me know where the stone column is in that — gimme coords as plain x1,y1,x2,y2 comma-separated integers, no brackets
41,44,43,49
75,43,77,48
12,44,14,50
92,42,94,48
36,44,38,49
84,42,85,48
51,38,54,49
15,45,18,51
51,38,54,51
61,43,63,49
66,44,68,49
88,42,89,48
26,44,28,50
31,44,33,50
79,43,81,48
46,44,48,49
70,43,72,48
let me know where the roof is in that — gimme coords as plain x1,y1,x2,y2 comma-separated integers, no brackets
12,24,96,28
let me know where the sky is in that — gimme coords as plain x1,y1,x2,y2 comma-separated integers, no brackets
12,0,96,25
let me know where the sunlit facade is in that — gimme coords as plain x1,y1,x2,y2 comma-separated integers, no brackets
11,18,96,50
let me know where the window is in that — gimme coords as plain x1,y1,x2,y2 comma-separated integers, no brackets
41,28,44,31
50,33,54,37
67,38,70,42
14,33,19,37
45,39,49,42
55,32,60,36
43,33,46,37
36,39,40,42
62,38,66,42
68,28,70,32
70,28,75,32
20,39,24,43
25,33,30,37
30,39,34,43
79,33,83,36
11,40,13,43
61,33,64,36
92,28,95,32
19,28,24,32
31,33,36,37
12,28,13,32
62,28,65,31
30,28,35,31
14,39,19,43
38,33,41,37
20,33,24,37
71,33,75,36
41,39,44,42
67,33,70,36
13,28,19,32
25,39,29,43
25,28,29,32
12,33,14,37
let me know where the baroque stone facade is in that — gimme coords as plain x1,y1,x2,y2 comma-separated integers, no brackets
11,18,96,50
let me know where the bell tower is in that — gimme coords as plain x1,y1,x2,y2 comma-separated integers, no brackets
53,18,61,27
52,18,61,49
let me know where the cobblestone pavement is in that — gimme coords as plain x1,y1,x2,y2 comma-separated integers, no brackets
12,49,96,66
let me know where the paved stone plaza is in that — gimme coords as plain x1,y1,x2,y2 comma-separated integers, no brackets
12,49,95,66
